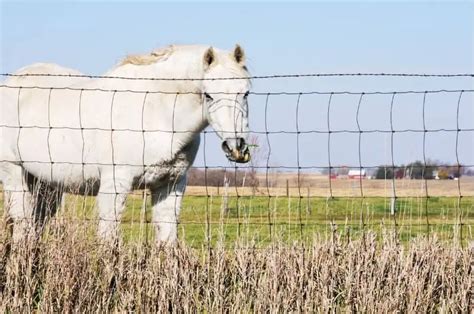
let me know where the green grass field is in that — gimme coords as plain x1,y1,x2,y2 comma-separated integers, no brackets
10,192,467,247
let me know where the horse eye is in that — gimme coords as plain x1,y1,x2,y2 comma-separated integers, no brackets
204,93,213,101
243,91,250,98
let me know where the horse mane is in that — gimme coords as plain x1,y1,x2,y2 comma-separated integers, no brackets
120,45,176,66
116,44,250,81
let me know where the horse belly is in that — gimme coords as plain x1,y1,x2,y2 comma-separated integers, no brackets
18,128,100,186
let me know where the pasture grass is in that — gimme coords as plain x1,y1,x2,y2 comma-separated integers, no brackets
0,219,471,312
1,191,472,311
1,190,473,247
119,194,473,246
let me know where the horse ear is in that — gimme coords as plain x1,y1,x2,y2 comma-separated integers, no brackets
203,47,215,68
233,44,245,64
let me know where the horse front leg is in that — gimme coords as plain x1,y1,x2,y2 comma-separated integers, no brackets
150,176,186,244
1,162,35,242
96,172,133,242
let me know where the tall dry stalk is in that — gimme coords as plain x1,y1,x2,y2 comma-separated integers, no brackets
0,217,472,312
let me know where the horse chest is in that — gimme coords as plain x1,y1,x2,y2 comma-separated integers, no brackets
141,152,190,187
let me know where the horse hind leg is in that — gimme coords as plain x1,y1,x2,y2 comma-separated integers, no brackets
26,175,63,234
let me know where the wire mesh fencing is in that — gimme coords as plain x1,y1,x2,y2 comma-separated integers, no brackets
0,72,473,248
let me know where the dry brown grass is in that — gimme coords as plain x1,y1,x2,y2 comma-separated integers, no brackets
187,175,474,197
0,218,472,312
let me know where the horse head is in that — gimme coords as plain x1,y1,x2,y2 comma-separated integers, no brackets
201,45,251,163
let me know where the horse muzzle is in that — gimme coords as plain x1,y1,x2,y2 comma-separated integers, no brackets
222,138,251,163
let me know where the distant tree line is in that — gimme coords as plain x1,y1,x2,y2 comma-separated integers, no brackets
320,161,471,180
187,168,259,187
374,161,465,180
187,162,471,187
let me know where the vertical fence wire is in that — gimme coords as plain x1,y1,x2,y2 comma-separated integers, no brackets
109,91,119,243
46,88,53,184
15,87,27,220
140,92,149,245
421,92,430,236
171,93,179,243
264,94,273,243
389,93,398,233
45,88,54,221
295,93,303,239
326,93,334,199
325,93,334,237
233,94,241,238
202,131,211,251
78,89,87,225
356,93,366,232
455,91,464,245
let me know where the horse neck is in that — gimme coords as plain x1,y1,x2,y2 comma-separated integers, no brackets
105,59,209,155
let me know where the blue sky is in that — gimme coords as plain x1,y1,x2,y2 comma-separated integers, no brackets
1,1,473,171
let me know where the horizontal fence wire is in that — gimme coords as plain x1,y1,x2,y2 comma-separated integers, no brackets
2,124,474,134
7,216,471,227
0,84,474,96
2,72,474,80
1,72,473,247
0,162,473,170
1,84,473,95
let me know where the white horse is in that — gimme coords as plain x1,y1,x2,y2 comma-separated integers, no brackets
0,44,251,243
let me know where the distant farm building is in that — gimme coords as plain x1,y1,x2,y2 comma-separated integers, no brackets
348,169,366,179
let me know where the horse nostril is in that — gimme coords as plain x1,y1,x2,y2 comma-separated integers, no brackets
221,140,231,154
237,138,246,151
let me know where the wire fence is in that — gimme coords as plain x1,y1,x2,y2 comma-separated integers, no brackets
0,72,473,247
